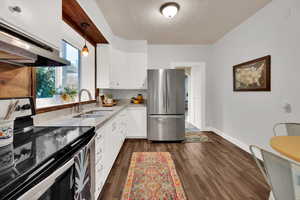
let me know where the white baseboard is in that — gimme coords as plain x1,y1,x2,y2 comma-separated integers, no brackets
207,126,262,160
199,128,212,132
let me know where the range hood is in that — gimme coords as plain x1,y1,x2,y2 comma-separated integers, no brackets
0,22,70,67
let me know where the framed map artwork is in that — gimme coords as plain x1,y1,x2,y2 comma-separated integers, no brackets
233,55,271,91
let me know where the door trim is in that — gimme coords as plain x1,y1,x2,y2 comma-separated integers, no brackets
171,62,206,130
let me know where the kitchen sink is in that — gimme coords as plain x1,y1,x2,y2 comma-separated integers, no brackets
85,110,113,115
73,109,113,119
73,114,105,119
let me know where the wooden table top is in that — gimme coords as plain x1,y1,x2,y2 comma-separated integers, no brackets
270,136,300,162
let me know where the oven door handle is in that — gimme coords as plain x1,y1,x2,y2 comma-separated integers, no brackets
18,158,75,200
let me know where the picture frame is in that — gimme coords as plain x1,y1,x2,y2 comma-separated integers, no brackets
233,55,271,91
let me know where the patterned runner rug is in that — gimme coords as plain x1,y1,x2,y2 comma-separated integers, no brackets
121,152,187,200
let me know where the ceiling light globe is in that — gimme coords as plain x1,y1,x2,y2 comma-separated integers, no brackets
160,3,180,19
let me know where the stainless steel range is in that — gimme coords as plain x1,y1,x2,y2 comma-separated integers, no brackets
147,69,185,141
0,97,95,200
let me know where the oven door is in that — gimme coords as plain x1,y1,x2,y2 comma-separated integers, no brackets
18,158,75,200
17,135,94,200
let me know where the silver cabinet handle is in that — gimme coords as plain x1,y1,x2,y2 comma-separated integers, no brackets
9,6,22,13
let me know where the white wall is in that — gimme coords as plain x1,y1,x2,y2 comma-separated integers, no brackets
62,22,95,100
148,45,210,69
207,0,300,151
100,89,147,100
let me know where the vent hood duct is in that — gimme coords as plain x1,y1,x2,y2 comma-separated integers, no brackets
0,22,70,67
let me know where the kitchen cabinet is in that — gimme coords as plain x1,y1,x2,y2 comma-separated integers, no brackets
126,107,147,138
92,107,147,199
97,44,147,89
128,52,147,89
117,109,128,141
97,44,111,88
97,44,126,89
0,0,61,49
93,127,105,200
110,48,130,89
93,109,128,199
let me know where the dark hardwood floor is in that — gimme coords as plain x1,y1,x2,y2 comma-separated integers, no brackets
99,132,270,200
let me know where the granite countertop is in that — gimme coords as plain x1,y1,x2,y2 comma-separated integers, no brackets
35,100,146,130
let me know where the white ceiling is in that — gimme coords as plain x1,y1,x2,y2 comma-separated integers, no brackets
96,0,271,44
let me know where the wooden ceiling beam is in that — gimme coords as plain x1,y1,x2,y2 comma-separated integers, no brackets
62,0,109,46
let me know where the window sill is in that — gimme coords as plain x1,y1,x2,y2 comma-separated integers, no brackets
36,100,96,114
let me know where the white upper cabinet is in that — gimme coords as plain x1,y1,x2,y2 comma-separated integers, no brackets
128,52,147,89
0,0,62,49
110,47,130,89
97,44,111,88
97,44,147,89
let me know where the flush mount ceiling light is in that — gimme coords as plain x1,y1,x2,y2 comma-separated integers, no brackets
81,22,90,57
160,2,180,19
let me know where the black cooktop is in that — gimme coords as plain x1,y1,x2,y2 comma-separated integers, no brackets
0,126,94,199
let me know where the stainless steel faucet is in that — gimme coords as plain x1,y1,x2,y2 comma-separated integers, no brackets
76,89,92,113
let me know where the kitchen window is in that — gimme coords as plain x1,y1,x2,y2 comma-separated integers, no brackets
36,41,81,108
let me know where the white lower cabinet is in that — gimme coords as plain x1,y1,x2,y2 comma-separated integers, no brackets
93,127,105,200
93,109,129,200
126,107,147,138
93,107,147,199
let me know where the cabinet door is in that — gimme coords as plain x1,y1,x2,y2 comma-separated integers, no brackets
127,107,147,138
119,110,128,139
0,0,61,49
97,44,111,88
110,48,130,89
95,128,105,165
103,123,112,181
128,53,147,89
110,48,121,88
94,162,104,199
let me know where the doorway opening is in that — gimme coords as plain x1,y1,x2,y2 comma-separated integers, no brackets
173,62,206,131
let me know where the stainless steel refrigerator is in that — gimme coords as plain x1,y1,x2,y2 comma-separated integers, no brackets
147,69,185,141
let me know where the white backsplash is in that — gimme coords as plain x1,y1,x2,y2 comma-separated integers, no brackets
99,89,147,100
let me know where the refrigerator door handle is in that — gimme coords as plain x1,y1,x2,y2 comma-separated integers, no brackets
165,72,168,113
148,115,184,119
